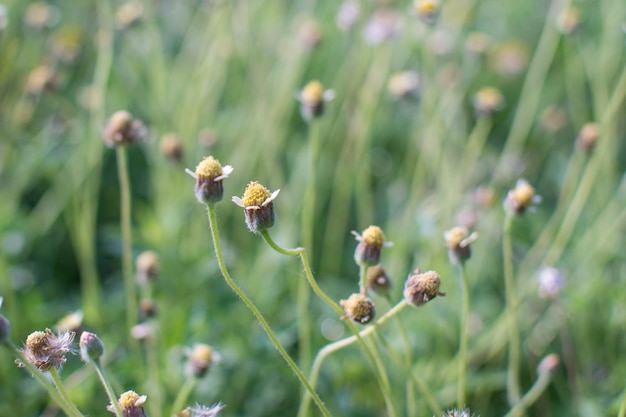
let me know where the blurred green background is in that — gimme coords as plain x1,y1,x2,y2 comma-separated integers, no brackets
0,0,625,416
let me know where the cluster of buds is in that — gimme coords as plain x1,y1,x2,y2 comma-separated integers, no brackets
103,110,146,147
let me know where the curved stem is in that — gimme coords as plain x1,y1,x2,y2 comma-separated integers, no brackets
49,368,84,417
7,341,79,417
503,215,522,405
116,146,137,336
93,360,123,417
457,263,470,410
504,371,552,417
297,300,409,417
206,206,331,417
170,377,197,416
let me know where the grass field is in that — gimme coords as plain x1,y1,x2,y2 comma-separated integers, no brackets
1,0,625,416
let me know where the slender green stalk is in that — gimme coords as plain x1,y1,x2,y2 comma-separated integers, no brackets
171,377,197,416
359,264,369,295
503,215,522,405
7,341,80,417
298,118,321,373
457,263,470,410
93,360,123,417
116,146,137,336
503,371,552,417
460,116,493,182
49,368,84,417
146,330,163,417
297,300,409,417
618,386,626,417
206,206,331,417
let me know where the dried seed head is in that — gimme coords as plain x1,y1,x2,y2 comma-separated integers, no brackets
181,403,226,417
473,87,504,117
103,110,146,147
556,6,581,35
186,344,219,378
444,226,478,265
79,331,104,363
442,409,472,417
352,226,392,267
388,71,420,99
575,123,600,153
109,391,148,417
232,181,280,233
190,156,233,205
413,0,439,24
136,250,160,285
404,269,445,307
340,293,376,324
503,179,541,216
18,329,76,372
161,133,184,163
366,265,391,296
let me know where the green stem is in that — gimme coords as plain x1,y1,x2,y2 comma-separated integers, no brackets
457,263,470,410
503,215,522,406
504,371,552,417
93,360,123,417
170,377,197,416
261,230,398,417
146,328,163,417
49,368,84,417
618,386,626,417
206,206,331,417
359,264,369,295
297,300,409,417
298,118,320,374
116,146,137,336
7,341,79,417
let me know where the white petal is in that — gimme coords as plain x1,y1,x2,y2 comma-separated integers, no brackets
231,196,244,207
383,241,394,248
262,189,281,206
324,89,336,101
185,168,197,179
351,230,362,240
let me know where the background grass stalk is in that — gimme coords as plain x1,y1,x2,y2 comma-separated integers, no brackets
457,262,470,409
503,214,522,405
92,360,123,417
170,377,197,416
116,146,137,337
503,370,552,417
206,206,331,417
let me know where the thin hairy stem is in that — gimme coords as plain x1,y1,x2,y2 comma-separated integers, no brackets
116,146,137,336
504,370,552,417
503,215,522,406
457,263,470,410
49,368,84,417
93,360,123,417
170,377,197,416
206,206,331,417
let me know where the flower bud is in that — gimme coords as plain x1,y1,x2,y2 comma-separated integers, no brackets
503,179,541,216
161,133,184,163
79,331,104,363
404,269,445,307
413,0,439,24
340,293,376,324
537,353,560,374
136,250,160,285
232,181,280,233
444,226,478,265
297,80,335,122
103,110,146,147
473,87,504,117
186,344,219,378
575,122,599,153
189,156,233,206
556,6,581,35
352,226,392,267
366,265,391,296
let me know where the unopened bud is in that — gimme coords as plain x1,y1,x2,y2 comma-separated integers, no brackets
80,331,104,363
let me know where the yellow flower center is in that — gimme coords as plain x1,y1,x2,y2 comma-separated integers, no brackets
119,391,142,408
475,87,503,110
195,156,223,179
415,0,437,14
26,331,48,355
242,181,271,207
361,226,385,246
190,344,213,365
445,227,469,248
301,81,324,104
341,294,372,318
512,182,535,206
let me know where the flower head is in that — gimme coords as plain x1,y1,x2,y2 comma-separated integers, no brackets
297,80,335,122
17,329,76,372
352,225,392,267
79,331,104,363
340,293,376,324
103,110,146,147
556,6,581,35
503,179,541,216
186,156,233,206
232,181,280,233
388,71,420,99
185,343,220,378
136,250,160,285
366,265,392,296
537,267,565,299
575,122,599,153
404,269,445,307
440,409,473,417
444,226,478,265
160,133,184,163
108,391,148,417
413,0,439,24
473,87,504,117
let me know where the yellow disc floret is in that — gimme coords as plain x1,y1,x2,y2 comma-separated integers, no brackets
242,181,272,207
415,0,438,15
445,226,469,249
512,182,535,207
118,391,145,408
301,80,324,104
26,331,48,355
361,225,386,246
195,156,223,180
